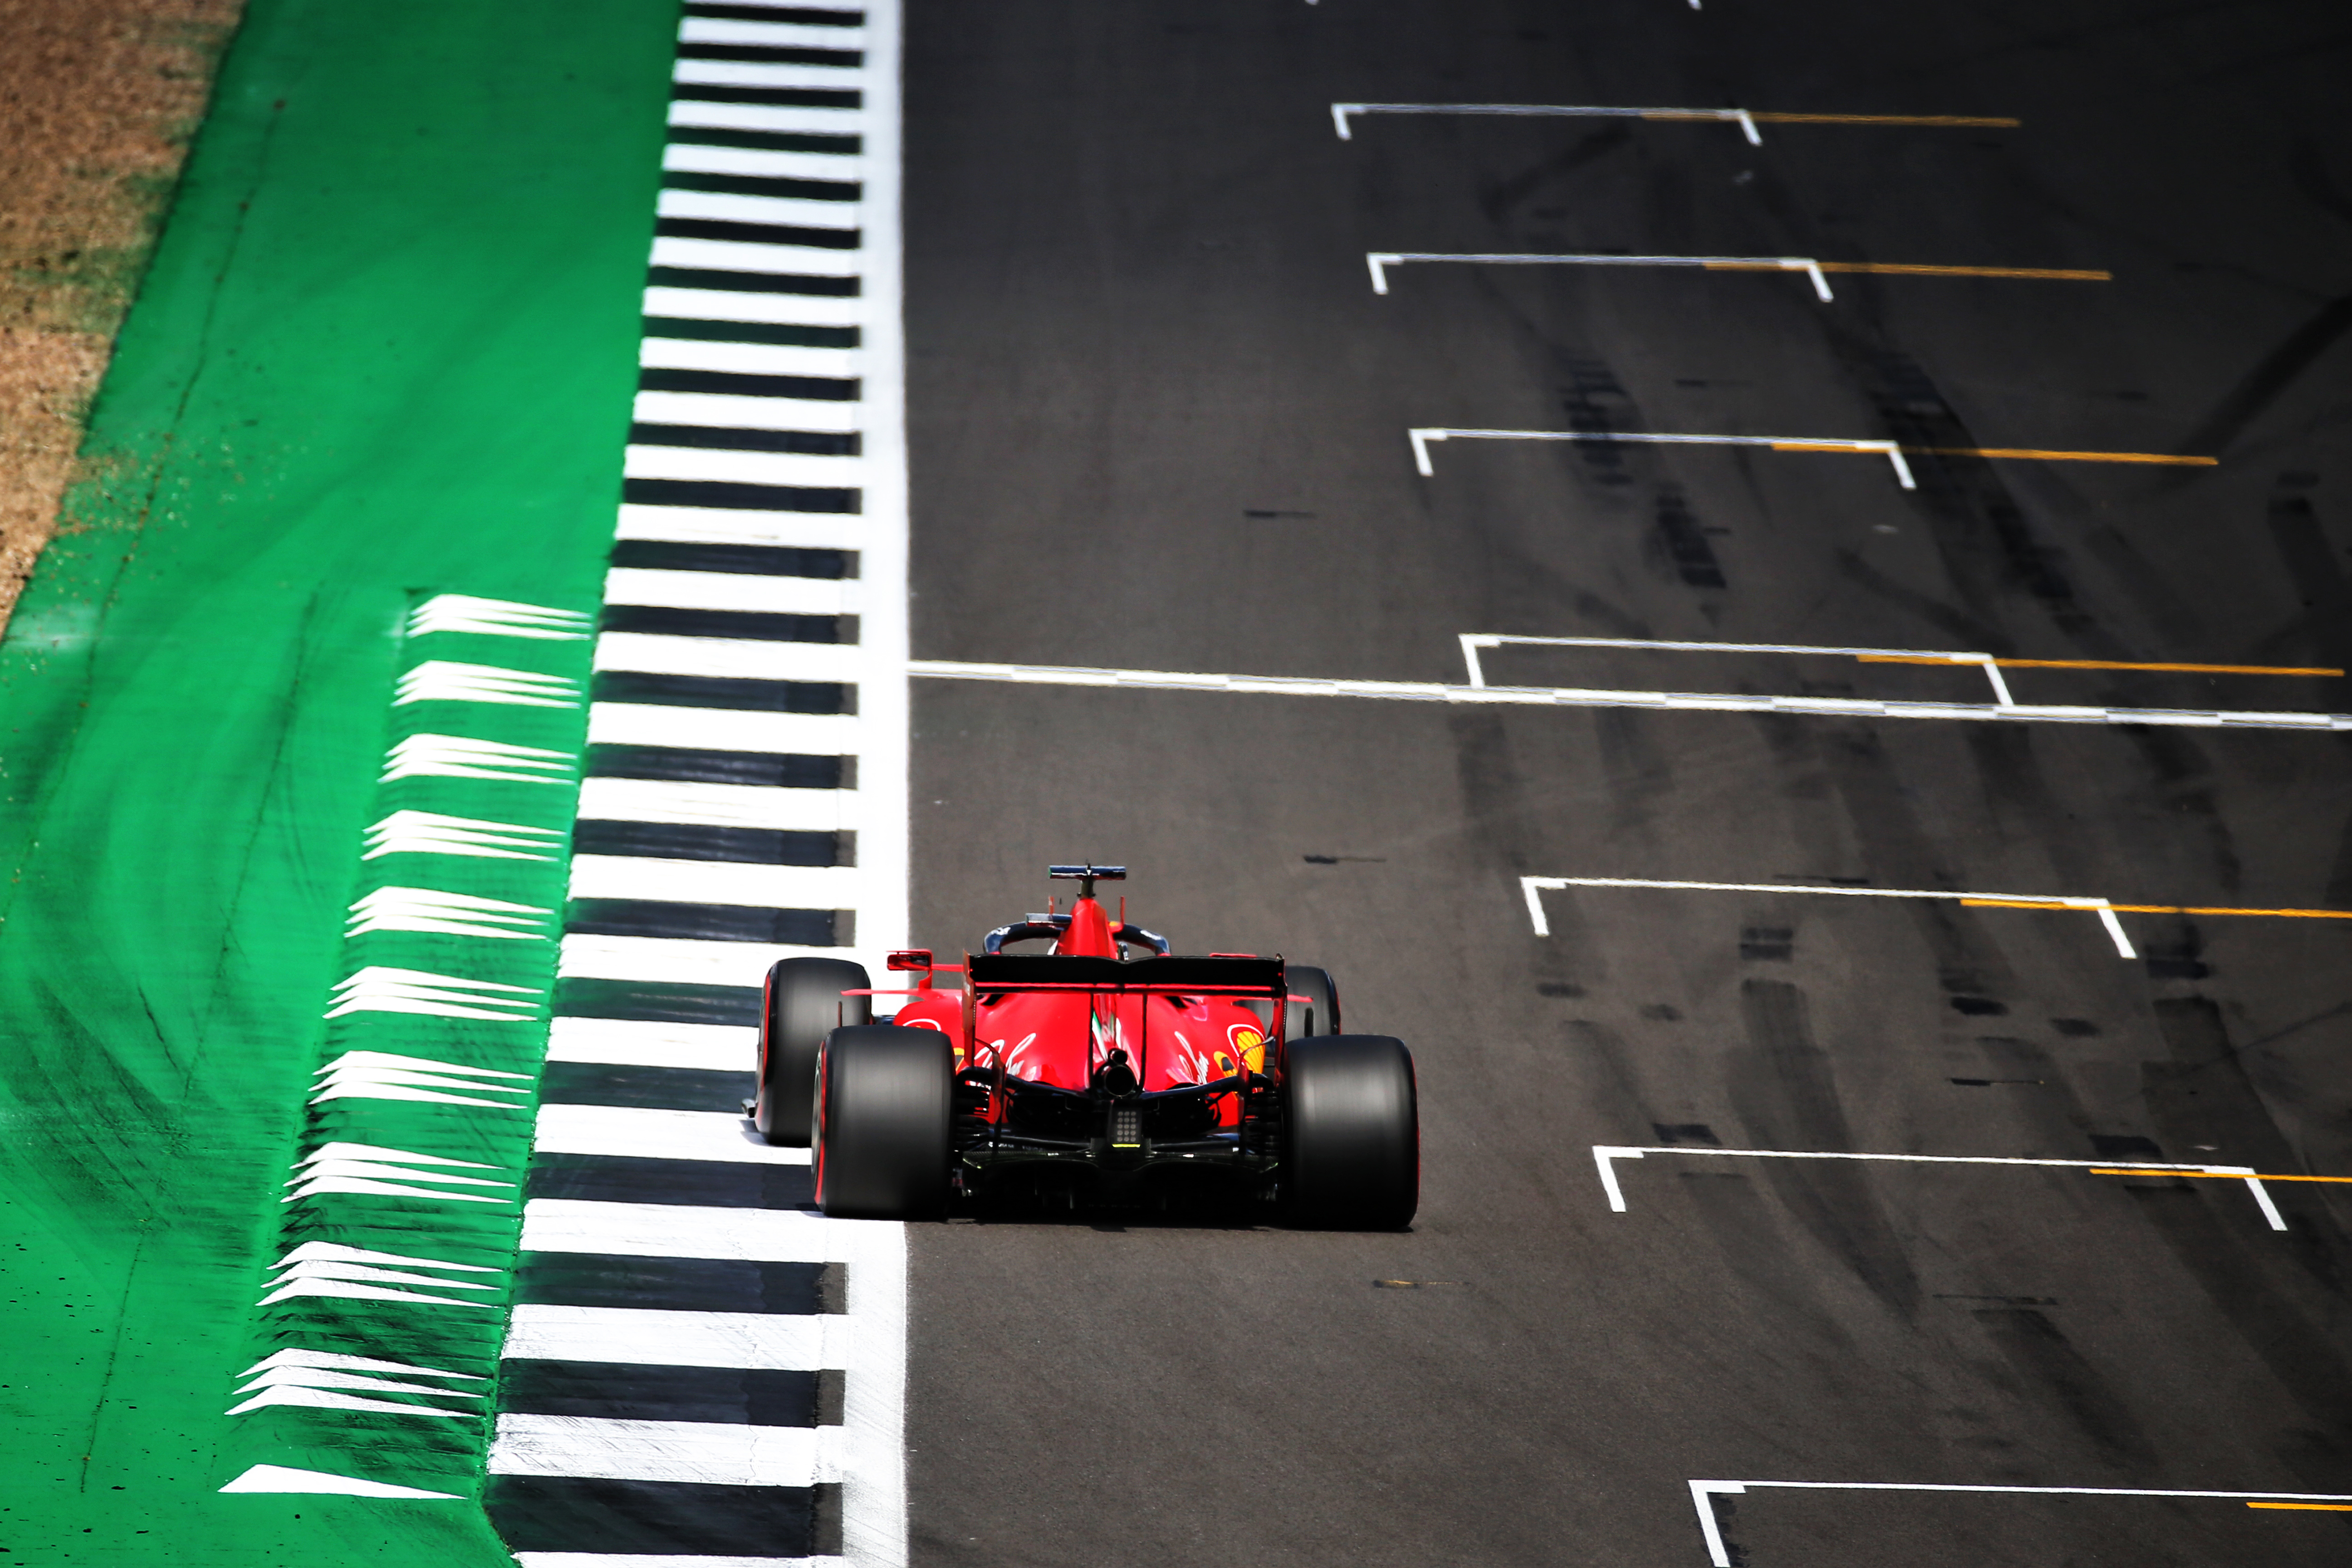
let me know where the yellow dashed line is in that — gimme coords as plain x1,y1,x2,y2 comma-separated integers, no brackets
2248,1501,2352,1510
1640,111,2023,127
1828,262,2109,280
1758,441,2213,468
1854,655,2343,677
1698,261,2110,282
1992,657,2338,675
1913,446,2217,466
1752,113,2022,127
2103,903,2352,920
1960,898,2352,920
2091,1170,2352,1183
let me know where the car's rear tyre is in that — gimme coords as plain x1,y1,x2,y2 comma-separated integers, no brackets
816,1024,953,1219
1280,1033,1418,1230
1286,965,1341,1038
756,958,870,1147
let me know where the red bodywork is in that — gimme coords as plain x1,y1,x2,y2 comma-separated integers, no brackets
873,893,1270,1129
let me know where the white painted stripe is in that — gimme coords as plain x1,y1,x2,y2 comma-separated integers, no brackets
569,856,871,908
219,1465,458,1499
649,235,862,276
546,1016,757,1073
343,887,550,942
322,965,541,1023
585,702,865,754
633,391,861,434
503,1304,844,1369
687,0,862,10
491,1414,838,1487
396,659,581,708
296,1141,501,1172
673,58,863,91
245,1346,485,1377
1522,874,2151,955
679,17,868,48
1366,250,1838,299
231,1365,485,1401
596,633,861,684
623,446,868,490
601,627,862,681
907,659,2352,735
614,503,866,550
1459,632,2328,712
1410,426,1917,487
575,776,844,831
534,1102,806,1164
363,809,564,862
643,285,867,326
517,1557,841,1568
381,733,572,784
663,142,861,181
640,338,859,379
522,1200,833,1262
657,188,860,230
409,593,591,640
1594,1145,2284,1230
1461,632,2013,676
1521,871,2103,915
558,932,848,988
667,100,863,137
1329,101,1772,142
1685,1481,2352,1568
605,566,854,615
516,1557,842,1568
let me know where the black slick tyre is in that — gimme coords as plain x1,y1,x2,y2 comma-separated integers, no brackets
1280,1034,1418,1230
816,1024,953,1220
756,957,870,1147
1285,965,1341,1037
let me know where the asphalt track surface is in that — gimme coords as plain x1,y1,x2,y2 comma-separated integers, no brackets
897,3,2352,1565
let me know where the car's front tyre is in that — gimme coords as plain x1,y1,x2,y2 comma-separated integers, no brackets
1286,964,1342,1037
756,957,871,1147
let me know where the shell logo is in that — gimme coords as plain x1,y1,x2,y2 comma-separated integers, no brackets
1226,1023,1266,1074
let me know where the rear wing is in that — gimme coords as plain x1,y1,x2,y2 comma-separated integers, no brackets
963,953,1284,996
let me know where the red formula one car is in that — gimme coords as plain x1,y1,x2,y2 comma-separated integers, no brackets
751,865,1418,1228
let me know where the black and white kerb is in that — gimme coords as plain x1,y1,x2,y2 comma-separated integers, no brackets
489,4,909,1564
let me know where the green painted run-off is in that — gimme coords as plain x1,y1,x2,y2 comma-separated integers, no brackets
0,0,677,1559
